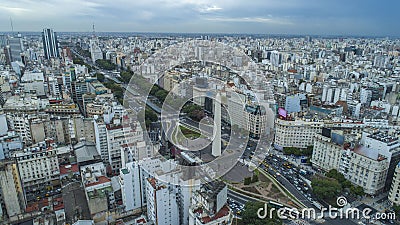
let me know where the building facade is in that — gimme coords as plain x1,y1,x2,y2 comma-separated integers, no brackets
275,118,323,149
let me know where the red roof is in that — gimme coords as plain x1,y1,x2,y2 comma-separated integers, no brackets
53,197,64,211
59,164,79,175
201,205,230,224
86,176,111,187
136,218,147,224
26,198,50,213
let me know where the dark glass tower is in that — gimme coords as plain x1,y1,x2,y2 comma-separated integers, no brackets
42,28,59,59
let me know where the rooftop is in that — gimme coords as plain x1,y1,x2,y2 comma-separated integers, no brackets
85,176,111,187
367,132,398,144
59,164,79,175
199,205,230,224
352,145,387,161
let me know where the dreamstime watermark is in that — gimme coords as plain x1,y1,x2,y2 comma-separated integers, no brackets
257,197,396,221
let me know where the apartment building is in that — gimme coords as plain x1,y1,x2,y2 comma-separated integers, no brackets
389,163,400,205
189,181,232,225
340,146,389,195
311,133,343,172
14,148,60,201
275,118,323,149
0,160,26,220
243,104,267,139
146,177,179,225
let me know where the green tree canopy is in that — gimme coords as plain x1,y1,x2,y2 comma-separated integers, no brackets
96,73,105,82
96,59,116,70
311,177,342,201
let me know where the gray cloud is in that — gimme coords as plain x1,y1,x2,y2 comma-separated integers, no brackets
0,0,398,36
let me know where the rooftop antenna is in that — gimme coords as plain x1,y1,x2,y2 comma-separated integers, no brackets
92,22,96,38
10,17,14,33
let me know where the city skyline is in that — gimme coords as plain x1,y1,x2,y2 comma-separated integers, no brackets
0,0,399,36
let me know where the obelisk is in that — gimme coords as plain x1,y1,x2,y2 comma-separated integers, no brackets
212,92,222,157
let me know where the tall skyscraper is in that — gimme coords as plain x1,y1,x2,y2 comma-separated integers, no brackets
42,28,59,59
8,36,23,62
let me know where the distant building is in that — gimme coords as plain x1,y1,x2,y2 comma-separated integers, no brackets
42,28,59,59
90,39,103,63
310,104,343,117
8,36,23,62
285,93,307,113
0,131,23,160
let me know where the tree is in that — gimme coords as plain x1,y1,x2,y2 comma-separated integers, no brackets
244,177,252,185
150,85,160,96
240,201,282,225
326,169,351,188
393,204,400,217
155,90,168,103
252,174,259,183
96,73,105,82
350,185,365,196
311,177,342,202
96,59,116,70
120,70,133,83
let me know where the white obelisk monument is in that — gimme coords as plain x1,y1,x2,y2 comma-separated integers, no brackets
212,92,222,157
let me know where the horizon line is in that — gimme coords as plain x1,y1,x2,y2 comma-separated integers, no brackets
0,30,398,39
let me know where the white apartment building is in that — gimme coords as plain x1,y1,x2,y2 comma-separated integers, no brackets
119,157,199,225
274,118,323,149
389,163,400,205
14,149,60,196
106,123,126,174
311,130,399,195
361,131,400,191
47,76,61,97
339,146,389,195
311,133,342,172
146,177,179,225
8,114,32,145
90,39,103,63
226,90,245,128
94,119,109,162
119,162,143,212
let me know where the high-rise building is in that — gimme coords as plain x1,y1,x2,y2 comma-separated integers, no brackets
8,36,23,63
146,177,179,225
389,163,400,205
42,28,59,59
0,159,26,220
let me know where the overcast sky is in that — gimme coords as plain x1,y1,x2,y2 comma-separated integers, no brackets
0,0,398,36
